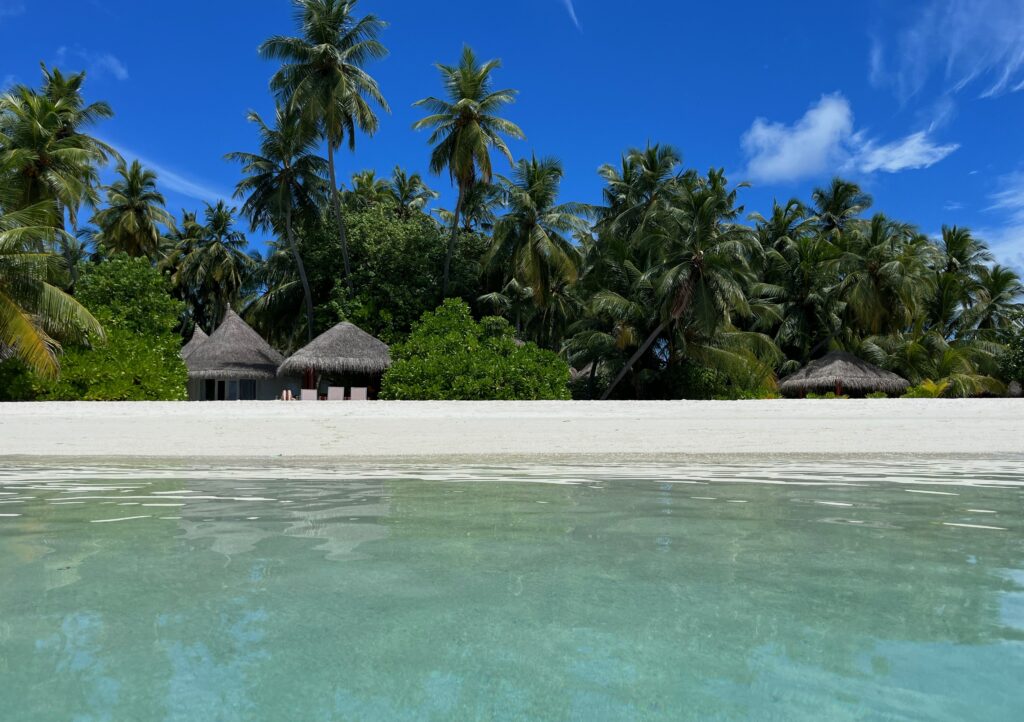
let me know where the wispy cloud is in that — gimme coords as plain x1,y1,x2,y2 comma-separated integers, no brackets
54,46,129,81
976,173,1024,269
560,0,581,30
856,131,960,173
103,139,232,204
1,74,16,91
872,0,1024,99
741,93,959,183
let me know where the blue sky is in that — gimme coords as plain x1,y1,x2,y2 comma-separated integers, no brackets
2,0,1024,266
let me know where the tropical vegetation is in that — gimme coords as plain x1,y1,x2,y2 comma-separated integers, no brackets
380,299,570,400
1,0,1022,401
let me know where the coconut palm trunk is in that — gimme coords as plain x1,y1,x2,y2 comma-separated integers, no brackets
327,141,354,291
600,278,695,400
285,205,315,343
442,183,465,298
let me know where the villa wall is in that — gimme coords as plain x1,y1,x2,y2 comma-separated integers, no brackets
187,376,301,401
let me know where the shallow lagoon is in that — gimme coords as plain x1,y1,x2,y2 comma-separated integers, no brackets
0,459,1022,720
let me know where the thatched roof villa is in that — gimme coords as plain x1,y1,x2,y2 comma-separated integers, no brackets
778,351,909,398
278,322,390,399
182,309,295,401
180,326,208,360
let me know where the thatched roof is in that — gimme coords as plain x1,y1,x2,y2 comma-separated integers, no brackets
184,309,284,380
278,322,390,376
180,327,208,360
778,351,909,397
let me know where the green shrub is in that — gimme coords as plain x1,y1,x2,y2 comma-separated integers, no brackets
804,392,850,399
20,257,188,401
381,299,571,400
0,359,37,401
866,391,889,399
998,333,1024,384
902,379,950,398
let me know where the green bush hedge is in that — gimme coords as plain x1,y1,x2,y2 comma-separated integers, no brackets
381,299,571,400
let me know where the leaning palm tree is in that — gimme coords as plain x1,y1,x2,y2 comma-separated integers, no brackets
0,198,103,376
389,166,437,218
413,45,525,296
600,169,761,398
487,155,588,308
92,159,175,258
260,0,389,289
227,108,328,341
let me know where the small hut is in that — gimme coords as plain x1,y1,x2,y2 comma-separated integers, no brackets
778,351,909,398
180,327,208,360
278,322,390,399
184,309,295,401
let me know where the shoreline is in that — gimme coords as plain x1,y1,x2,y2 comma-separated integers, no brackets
1,399,1021,460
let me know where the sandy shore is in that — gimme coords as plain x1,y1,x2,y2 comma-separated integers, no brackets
0,399,1020,460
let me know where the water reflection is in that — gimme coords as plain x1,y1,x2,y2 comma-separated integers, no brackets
0,461,1020,720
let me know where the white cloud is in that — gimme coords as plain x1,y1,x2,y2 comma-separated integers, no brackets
104,139,232,203
560,0,581,30
876,0,1024,99
742,94,853,183
741,94,958,183
1,74,16,91
54,46,129,81
857,132,960,173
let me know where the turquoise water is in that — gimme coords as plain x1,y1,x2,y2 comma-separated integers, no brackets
0,460,1022,721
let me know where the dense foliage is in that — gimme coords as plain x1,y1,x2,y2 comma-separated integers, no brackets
5,258,188,400
381,300,570,400
999,329,1024,385
1,0,1022,401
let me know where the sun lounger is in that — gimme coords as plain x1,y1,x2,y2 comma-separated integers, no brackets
349,387,368,401
327,387,345,401
300,389,318,401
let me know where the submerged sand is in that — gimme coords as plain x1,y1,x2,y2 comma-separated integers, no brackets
0,399,1020,460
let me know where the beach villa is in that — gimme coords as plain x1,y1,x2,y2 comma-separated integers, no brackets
278,322,391,400
182,315,390,401
182,309,297,401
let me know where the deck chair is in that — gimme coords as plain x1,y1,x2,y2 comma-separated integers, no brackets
300,389,318,401
327,387,345,401
349,387,368,401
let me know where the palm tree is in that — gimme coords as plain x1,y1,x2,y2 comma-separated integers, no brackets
413,45,525,296
177,201,256,330
227,108,328,341
389,166,437,218
937,225,992,279
596,144,685,239
92,159,175,258
0,89,106,229
260,0,389,290
55,230,94,293
811,178,872,234
838,215,937,336
487,155,588,308
600,169,762,398
347,169,391,209
966,265,1024,336
751,199,843,364
0,198,103,376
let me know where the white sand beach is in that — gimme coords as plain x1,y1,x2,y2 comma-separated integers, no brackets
0,399,1020,460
